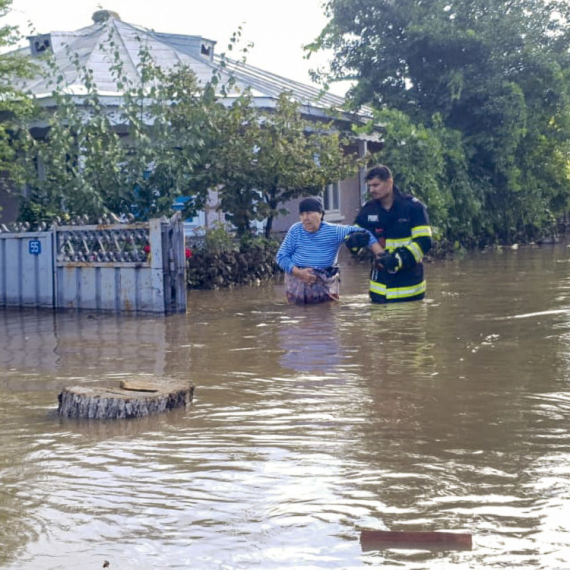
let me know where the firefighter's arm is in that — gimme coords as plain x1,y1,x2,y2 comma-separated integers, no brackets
379,204,432,272
396,202,432,269
376,238,428,273
393,233,431,270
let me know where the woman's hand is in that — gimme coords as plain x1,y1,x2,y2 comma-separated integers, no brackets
292,267,317,284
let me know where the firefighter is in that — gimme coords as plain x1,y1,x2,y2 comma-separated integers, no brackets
346,165,432,303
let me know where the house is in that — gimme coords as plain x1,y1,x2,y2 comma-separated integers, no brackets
4,9,381,233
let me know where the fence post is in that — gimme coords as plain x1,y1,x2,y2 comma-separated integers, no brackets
149,218,166,313
160,213,187,314
171,214,187,313
52,225,58,310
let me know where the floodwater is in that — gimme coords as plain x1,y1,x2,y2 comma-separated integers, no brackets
1,245,570,570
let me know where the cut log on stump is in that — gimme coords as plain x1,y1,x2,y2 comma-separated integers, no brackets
57,377,194,419
360,530,472,551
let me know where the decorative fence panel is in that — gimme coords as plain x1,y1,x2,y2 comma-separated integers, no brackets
0,215,186,314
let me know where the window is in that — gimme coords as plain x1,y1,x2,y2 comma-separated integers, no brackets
200,42,214,59
32,36,51,55
324,181,341,218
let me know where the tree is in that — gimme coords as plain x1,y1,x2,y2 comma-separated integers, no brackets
19,27,218,224
208,91,362,238
312,0,570,242
363,108,449,227
0,0,37,193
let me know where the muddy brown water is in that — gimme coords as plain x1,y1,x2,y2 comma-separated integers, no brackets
1,245,570,569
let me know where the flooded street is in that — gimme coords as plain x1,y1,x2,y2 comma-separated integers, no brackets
2,245,570,569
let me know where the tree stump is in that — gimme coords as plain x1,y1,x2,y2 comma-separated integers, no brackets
57,377,194,419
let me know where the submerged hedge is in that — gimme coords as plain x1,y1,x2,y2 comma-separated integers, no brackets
186,238,281,289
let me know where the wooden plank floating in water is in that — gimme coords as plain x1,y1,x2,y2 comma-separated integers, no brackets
57,377,194,419
360,530,473,551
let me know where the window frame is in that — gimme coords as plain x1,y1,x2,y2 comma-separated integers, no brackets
324,180,344,221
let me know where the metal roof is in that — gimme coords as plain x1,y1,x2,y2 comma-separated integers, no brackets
17,10,356,118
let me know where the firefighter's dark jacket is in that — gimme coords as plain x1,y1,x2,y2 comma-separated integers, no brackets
355,187,432,303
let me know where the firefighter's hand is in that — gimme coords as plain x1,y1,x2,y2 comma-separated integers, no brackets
344,231,370,254
293,267,317,284
374,252,402,273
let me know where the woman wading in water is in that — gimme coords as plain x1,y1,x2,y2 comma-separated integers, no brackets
276,197,381,304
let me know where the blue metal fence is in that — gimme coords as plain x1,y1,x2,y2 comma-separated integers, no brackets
0,215,186,313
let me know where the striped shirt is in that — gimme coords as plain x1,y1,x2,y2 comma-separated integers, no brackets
276,221,377,274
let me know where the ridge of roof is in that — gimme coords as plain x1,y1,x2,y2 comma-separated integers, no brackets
219,56,345,108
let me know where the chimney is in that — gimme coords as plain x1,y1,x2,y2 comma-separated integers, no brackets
92,10,121,23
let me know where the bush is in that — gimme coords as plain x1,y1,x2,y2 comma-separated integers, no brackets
186,226,281,289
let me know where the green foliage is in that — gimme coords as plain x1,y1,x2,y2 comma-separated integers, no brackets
186,234,280,290
195,222,279,257
207,91,362,237
239,232,279,252
203,222,237,253
366,109,449,224
0,0,37,196
313,0,570,243
20,23,217,223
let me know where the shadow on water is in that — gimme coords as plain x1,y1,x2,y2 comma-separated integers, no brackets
1,245,570,568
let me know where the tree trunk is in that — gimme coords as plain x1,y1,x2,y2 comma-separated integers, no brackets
57,377,194,419
265,214,274,239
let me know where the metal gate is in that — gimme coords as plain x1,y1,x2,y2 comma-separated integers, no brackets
0,214,186,314
0,230,54,308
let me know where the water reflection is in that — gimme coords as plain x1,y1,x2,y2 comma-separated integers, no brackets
277,305,344,373
0,309,191,386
